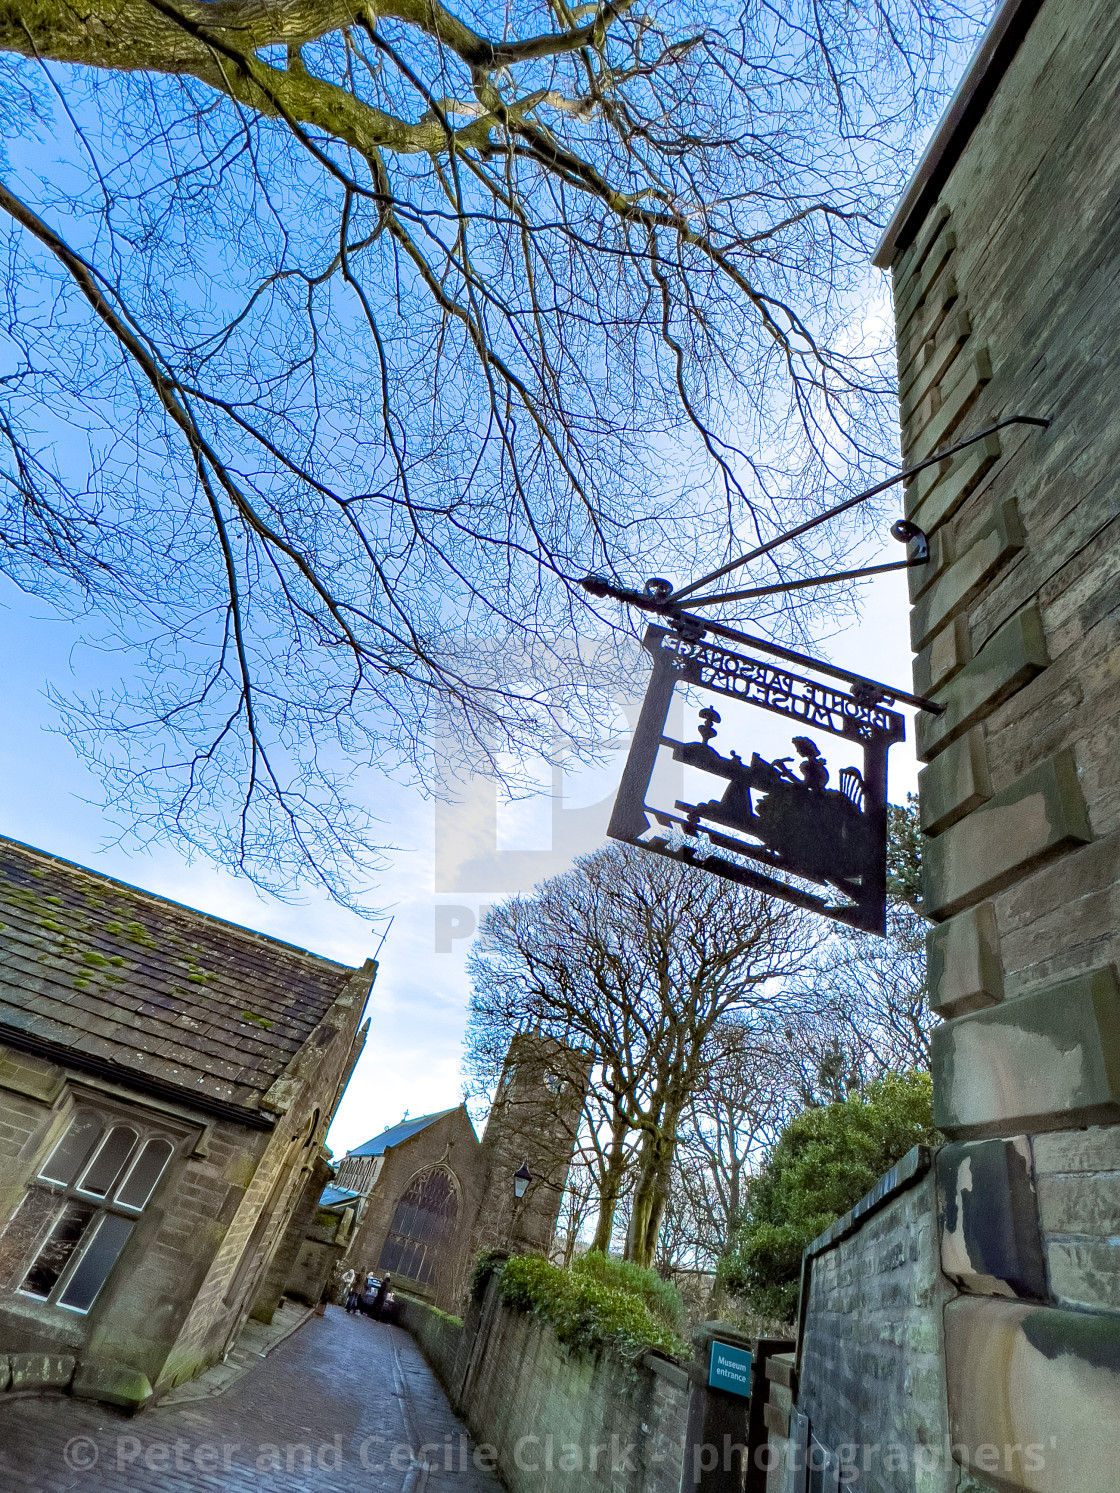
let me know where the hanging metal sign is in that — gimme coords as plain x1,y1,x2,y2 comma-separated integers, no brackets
607,626,905,935
586,415,1051,936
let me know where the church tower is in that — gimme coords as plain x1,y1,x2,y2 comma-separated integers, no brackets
470,1031,591,1259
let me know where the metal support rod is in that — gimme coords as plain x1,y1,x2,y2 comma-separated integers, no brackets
681,556,924,609
578,576,943,712
667,414,1049,604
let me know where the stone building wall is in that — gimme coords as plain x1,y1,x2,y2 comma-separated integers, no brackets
250,1152,335,1321
155,981,369,1390
882,0,1120,1128
0,836,374,1408
340,1107,485,1311
866,0,1120,1486
0,962,370,1404
0,1041,271,1401
796,1152,954,1493
767,1127,1120,1490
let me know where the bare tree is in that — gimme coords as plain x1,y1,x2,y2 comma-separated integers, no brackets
552,1159,600,1267
770,911,931,1106
667,1027,796,1264
0,0,986,897
464,841,815,1266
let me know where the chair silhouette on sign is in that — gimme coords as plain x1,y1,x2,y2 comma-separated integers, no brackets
838,766,864,813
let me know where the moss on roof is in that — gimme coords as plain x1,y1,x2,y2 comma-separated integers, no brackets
0,836,362,1112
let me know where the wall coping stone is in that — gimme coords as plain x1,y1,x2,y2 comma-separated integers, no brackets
801,1144,933,1261
642,1351,689,1390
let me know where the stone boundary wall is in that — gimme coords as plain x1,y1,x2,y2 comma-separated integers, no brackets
764,1125,1120,1493
396,1294,465,1394
790,1147,956,1493
398,1285,690,1493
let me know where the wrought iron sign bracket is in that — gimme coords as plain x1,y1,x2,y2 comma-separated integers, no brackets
581,414,1049,719
586,415,1049,934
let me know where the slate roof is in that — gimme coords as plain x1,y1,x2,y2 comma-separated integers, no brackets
345,1108,460,1158
320,1184,361,1209
0,836,362,1118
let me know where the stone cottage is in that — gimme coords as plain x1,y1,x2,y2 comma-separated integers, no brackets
0,836,372,1409
336,1031,591,1311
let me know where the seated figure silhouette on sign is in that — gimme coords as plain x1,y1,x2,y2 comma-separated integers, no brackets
673,713,871,888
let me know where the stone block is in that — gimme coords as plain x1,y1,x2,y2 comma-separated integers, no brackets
0,1046,64,1104
907,524,948,601
918,726,992,835
927,902,1003,1018
932,966,1120,1137
762,1401,790,1437
916,604,1049,761
1035,1171,1120,1237
765,1352,796,1389
72,1359,153,1411
937,1137,1047,1298
922,749,1091,919
905,430,1002,532
898,258,959,360
0,1355,10,1392
906,348,990,464
223,1153,258,1188
8,1353,76,1392
910,498,1024,651
892,203,950,293
1031,1122,1120,1175
913,614,972,697
899,309,972,429
944,1298,1120,1493
1045,1239,1120,1313
896,230,957,332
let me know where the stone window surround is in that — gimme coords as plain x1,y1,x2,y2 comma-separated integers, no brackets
1,1084,188,1321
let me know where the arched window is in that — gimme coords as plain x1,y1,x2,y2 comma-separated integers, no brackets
378,1168,458,1285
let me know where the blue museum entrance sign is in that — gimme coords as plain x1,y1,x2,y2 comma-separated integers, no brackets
708,1340,752,1397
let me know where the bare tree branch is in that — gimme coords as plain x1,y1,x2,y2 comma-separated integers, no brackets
0,0,988,897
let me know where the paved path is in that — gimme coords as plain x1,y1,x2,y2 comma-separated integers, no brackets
0,1307,503,1493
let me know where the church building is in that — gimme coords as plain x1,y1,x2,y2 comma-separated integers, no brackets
334,1032,590,1312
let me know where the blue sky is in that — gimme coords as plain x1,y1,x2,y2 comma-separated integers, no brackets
0,551,921,1158
0,0,984,1155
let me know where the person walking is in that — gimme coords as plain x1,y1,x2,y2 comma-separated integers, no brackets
372,1274,392,1320
342,1267,360,1314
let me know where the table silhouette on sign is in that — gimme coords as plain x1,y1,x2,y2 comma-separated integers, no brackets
608,627,906,934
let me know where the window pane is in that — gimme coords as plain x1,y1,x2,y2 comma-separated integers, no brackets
58,1214,134,1313
78,1127,138,1197
20,1201,97,1298
115,1138,174,1210
38,1114,103,1187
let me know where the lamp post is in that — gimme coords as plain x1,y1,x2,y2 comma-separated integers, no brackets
513,1162,532,1200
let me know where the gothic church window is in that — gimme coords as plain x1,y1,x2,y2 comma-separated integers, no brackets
378,1167,458,1285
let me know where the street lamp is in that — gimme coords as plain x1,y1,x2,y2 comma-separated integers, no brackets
513,1162,532,1200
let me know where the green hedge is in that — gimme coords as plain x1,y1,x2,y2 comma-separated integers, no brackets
478,1250,687,1361
720,1070,940,1323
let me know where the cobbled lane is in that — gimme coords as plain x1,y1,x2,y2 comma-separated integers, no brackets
0,1307,503,1493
